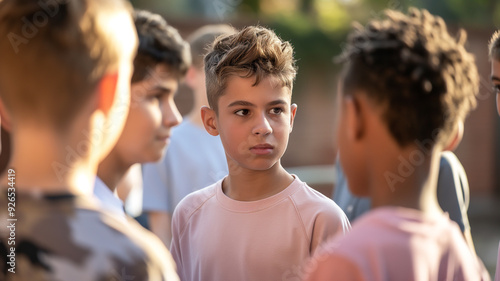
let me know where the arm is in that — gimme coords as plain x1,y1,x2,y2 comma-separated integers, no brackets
148,211,173,248
310,203,351,255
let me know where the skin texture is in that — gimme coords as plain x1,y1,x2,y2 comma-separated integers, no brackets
201,75,297,202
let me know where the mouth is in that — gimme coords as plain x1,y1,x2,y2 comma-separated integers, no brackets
250,144,274,155
157,135,171,143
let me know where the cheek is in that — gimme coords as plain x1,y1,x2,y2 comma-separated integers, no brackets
131,103,162,135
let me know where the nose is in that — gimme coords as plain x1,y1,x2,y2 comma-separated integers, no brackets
252,113,272,136
162,101,182,128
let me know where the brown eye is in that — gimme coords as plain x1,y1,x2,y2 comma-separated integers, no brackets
269,107,283,115
235,109,250,116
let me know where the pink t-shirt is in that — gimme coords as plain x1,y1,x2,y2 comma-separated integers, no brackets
305,207,490,281
171,176,350,281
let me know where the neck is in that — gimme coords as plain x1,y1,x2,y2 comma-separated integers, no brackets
222,160,294,201
2,126,96,196
369,145,443,216
97,150,131,192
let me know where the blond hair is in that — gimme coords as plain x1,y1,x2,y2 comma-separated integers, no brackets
0,0,136,130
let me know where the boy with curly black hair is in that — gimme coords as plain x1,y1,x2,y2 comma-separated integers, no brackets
306,8,489,280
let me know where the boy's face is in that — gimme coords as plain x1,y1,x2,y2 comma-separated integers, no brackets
490,58,500,116
213,76,297,172
114,63,182,164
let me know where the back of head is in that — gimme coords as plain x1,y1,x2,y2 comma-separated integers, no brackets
188,24,236,69
338,8,479,147
204,25,297,112
0,0,137,130
132,10,191,83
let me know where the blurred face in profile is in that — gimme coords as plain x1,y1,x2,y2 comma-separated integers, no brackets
491,58,500,116
113,63,182,165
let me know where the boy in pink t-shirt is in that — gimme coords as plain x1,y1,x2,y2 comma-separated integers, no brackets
488,30,500,281
170,25,350,281
305,8,490,281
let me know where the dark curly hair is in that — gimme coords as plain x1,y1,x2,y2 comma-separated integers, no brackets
204,25,297,113
338,8,479,147
132,10,191,83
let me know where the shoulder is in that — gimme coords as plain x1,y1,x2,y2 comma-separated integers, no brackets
172,182,218,222
315,208,396,255
291,180,349,224
305,252,365,281
10,196,179,281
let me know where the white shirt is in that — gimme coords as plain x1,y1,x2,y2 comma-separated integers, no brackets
93,176,127,221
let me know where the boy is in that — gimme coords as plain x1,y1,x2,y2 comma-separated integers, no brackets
488,29,500,281
95,9,190,218
305,8,490,280
143,24,234,246
0,1,178,280
170,25,350,281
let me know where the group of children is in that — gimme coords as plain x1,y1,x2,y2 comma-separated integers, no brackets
0,0,498,280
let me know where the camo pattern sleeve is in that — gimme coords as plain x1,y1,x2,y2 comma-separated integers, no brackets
0,190,179,281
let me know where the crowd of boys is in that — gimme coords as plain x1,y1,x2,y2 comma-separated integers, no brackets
0,0,499,280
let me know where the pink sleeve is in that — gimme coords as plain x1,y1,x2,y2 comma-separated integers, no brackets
170,206,184,280
309,207,351,254
305,254,365,281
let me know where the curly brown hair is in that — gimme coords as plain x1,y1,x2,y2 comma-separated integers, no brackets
204,25,297,113
338,8,479,147
132,10,191,83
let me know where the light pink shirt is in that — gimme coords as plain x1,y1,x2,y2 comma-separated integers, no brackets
305,207,490,281
171,176,350,281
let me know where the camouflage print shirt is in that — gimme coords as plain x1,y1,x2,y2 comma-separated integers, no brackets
0,190,179,281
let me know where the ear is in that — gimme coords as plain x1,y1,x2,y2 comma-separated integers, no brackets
289,103,297,133
97,72,119,115
444,120,463,151
201,106,219,136
0,98,12,132
343,95,364,142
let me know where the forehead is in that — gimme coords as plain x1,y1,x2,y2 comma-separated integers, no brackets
221,75,291,102
144,64,178,86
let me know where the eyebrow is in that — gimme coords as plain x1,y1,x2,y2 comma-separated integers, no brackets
150,85,173,94
227,99,288,107
491,75,500,82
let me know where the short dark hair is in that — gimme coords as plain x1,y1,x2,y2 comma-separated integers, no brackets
338,8,478,147
204,25,297,113
132,10,191,83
